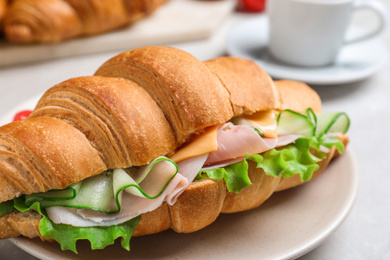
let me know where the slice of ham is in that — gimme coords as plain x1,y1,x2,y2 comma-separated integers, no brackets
165,153,208,204
204,123,301,167
205,123,278,166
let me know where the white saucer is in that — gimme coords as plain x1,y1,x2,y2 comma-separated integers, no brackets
227,15,389,85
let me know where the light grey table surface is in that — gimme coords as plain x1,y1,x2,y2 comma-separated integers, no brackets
1,3,390,259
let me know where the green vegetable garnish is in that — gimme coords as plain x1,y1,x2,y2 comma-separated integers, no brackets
0,200,15,217
197,109,349,192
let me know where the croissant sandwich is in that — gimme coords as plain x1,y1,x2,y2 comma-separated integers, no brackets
0,46,350,253
2,0,168,43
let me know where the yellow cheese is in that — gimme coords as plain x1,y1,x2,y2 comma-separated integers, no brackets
169,125,219,162
169,110,277,162
241,110,277,138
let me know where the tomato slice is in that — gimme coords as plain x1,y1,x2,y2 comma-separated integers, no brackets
13,110,32,121
238,0,266,12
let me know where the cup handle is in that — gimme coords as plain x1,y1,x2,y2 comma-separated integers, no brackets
345,0,389,44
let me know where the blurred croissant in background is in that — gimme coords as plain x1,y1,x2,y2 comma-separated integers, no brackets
0,0,168,43
0,0,7,26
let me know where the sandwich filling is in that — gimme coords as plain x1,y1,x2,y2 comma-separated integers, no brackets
0,108,350,253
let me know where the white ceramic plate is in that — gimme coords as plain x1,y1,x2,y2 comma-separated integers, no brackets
227,15,388,85
3,97,359,260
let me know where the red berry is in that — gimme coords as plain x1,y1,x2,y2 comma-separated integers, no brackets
13,110,32,121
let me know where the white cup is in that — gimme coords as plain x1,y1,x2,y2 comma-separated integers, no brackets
267,0,389,67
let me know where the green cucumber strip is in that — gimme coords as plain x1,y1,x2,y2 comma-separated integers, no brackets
26,183,81,204
113,157,178,211
28,172,117,213
253,127,264,137
305,108,317,126
277,109,315,137
25,157,178,214
315,112,350,135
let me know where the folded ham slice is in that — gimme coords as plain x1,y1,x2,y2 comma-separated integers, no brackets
204,123,301,168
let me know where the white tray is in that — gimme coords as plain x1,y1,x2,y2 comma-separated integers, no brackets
0,0,235,67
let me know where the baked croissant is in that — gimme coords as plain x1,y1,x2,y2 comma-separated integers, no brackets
0,46,349,252
2,0,168,43
0,0,6,26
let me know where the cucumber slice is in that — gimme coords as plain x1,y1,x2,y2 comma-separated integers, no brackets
277,109,349,137
316,112,350,135
25,157,178,214
32,172,117,213
277,109,315,137
114,157,178,201
26,183,81,203
305,108,317,126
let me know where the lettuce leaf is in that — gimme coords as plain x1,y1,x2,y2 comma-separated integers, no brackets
198,159,253,193
39,215,140,253
13,197,140,254
0,200,15,217
260,142,320,181
198,134,345,192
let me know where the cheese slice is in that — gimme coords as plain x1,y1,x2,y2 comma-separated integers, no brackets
241,110,278,138
169,125,219,162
